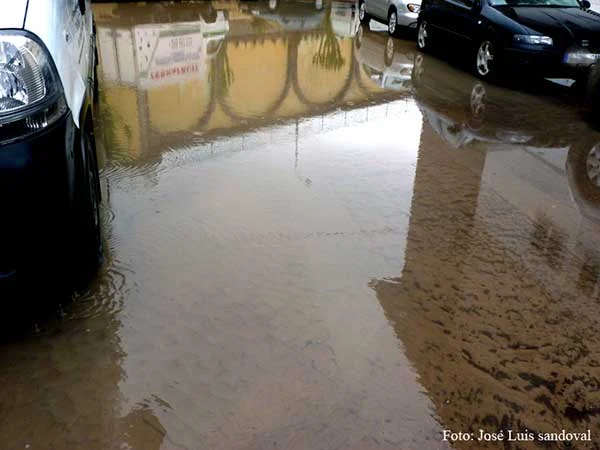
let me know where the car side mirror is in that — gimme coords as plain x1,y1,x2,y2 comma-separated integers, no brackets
581,0,591,8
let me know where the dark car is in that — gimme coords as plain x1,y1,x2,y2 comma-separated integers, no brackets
416,0,600,81
1,0,102,294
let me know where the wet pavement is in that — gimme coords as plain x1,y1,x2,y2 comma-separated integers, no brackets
3,1,600,449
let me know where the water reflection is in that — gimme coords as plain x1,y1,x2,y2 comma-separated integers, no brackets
371,51,600,448
355,25,414,92
94,0,409,166
7,2,600,449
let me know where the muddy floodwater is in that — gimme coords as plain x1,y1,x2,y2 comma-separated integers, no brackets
4,1,600,449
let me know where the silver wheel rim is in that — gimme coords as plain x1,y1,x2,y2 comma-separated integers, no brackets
359,3,365,20
389,12,397,34
470,83,487,126
385,38,394,63
413,54,424,82
587,144,600,186
476,41,494,76
418,22,427,48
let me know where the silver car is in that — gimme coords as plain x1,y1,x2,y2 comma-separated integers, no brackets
0,0,101,291
358,0,420,37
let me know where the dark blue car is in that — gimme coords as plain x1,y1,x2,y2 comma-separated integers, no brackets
416,0,600,81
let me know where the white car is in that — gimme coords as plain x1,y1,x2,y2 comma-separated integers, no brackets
0,0,101,290
358,0,421,37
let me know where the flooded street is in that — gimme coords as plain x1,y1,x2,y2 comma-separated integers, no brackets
3,1,600,449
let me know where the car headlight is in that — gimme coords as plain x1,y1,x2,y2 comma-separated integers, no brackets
513,34,553,46
0,31,67,144
407,3,420,12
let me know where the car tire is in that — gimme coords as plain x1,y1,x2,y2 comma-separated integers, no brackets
388,9,400,37
416,21,432,52
474,39,498,80
359,1,371,26
566,139,600,212
73,115,103,283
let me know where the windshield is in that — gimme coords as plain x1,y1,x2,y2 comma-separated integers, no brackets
490,0,580,7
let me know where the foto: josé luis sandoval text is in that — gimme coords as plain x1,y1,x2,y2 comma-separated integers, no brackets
478,429,591,442
443,429,591,442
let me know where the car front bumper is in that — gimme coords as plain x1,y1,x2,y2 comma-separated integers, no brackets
396,11,418,28
0,111,75,289
503,45,596,78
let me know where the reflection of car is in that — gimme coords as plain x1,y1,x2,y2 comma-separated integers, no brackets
0,0,102,289
412,53,587,147
359,0,421,37
417,0,599,81
249,0,327,32
356,25,415,90
413,52,600,221
331,1,361,37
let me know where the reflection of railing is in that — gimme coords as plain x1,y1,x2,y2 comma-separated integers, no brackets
165,99,416,158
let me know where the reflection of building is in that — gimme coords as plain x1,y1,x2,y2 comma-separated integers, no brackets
95,1,404,165
371,91,600,447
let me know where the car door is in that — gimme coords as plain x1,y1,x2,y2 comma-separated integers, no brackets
432,0,477,45
366,0,387,20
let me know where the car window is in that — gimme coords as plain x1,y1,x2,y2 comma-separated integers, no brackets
490,0,579,6
451,0,477,8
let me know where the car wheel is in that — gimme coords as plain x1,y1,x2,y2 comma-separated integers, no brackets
417,21,432,52
566,140,600,213
359,1,371,26
73,117,103,282
388,9,400,37
475,40,497,80
384,38,395,67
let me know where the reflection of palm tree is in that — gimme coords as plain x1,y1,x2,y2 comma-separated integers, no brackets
312,5,345,71
209,40,234,99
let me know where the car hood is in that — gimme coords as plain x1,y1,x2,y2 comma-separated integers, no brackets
497,6,600,47
0,0,27,29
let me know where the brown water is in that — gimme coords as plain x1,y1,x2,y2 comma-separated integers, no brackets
3,1,600,449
